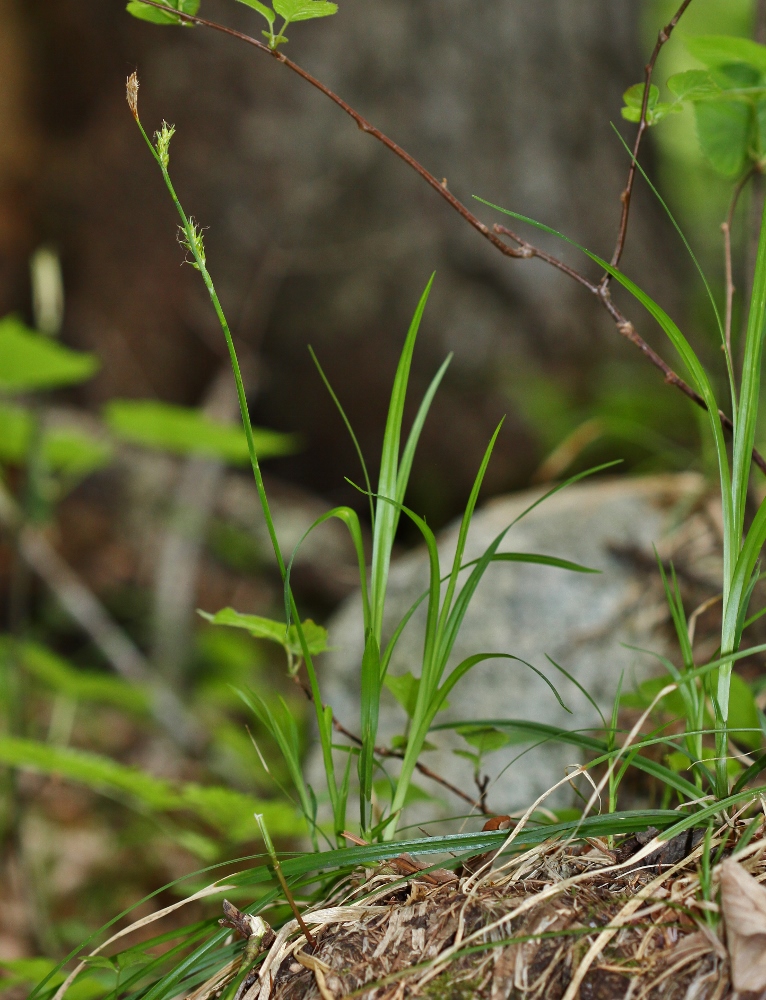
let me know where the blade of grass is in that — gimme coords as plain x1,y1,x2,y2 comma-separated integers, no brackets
131,105,342,829
308,346,375,529
370,274,435,642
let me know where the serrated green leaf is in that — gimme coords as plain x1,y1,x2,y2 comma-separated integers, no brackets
622,82,659,110
621,106,644,123
694,99,752,176
126,0,199,23
667,69,720,101
273,0,337,21
711,62,762,90
455,724,512,754
384,671,449,719
200,607,328,657
105,400,298,464
647,102,682,125
620,83,679,126
384,671,419,717
126,1,181,25
0,316,99,392
81,957,118,971
234,0,276,22
686,35,766,76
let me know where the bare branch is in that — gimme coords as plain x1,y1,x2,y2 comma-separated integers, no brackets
130,0,766,478
493,222,766,476
604,0,695,280
291,674,490,814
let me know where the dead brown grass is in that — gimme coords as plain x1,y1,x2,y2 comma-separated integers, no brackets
193,811,766,1000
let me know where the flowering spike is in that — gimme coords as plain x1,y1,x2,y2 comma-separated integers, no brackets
154,121,176,170
126,72,140,120
178,218,206,269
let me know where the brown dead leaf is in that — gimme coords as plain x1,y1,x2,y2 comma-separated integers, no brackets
721,858,766,991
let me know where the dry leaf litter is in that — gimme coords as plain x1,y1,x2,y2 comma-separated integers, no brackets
189,808,766,1000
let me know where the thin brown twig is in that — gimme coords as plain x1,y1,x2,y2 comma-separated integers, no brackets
131,0,766,478
132,4,533,260
493,223,766,476
291,674,490,814
722,167,758,362
604,0,695,280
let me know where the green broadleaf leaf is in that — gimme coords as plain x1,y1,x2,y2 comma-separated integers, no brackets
81,957,118,971
622,82,659,110
694,99,752,177
667,69,720,101
272,0,337,21
620,84,681,125
648,102,682,124
105,400,298,464
233,0,276,23
385,671,418,718
384,671,449,719
686,35,766,76
126,0,199,24
0,316,99,392
200,607,328,657
126,1,182,24
455,724,512,754
711,62,762,90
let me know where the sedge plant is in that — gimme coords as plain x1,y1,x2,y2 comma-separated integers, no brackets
127,76,611,846
120,0,766,809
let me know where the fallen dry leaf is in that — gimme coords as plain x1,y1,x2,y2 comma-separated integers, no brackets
721,857,766,991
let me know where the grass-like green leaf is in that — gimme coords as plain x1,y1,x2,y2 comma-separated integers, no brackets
10,640,149,714
235,688,317,844
370,276,435,642
0,735,295,843
433,718,702,800
359,631,381,833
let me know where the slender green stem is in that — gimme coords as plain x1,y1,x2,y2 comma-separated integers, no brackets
133,111,341,829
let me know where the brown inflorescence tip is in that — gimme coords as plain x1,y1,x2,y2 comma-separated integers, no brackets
126,72,139,119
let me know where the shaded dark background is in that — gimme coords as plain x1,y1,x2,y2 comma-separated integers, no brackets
1,0,693,529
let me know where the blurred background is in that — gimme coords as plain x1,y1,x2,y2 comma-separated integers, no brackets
0,0,756,989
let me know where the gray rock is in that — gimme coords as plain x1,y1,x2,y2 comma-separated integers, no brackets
318,473,715,821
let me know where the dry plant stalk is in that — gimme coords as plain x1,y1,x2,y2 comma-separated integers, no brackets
189,813,766,1000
